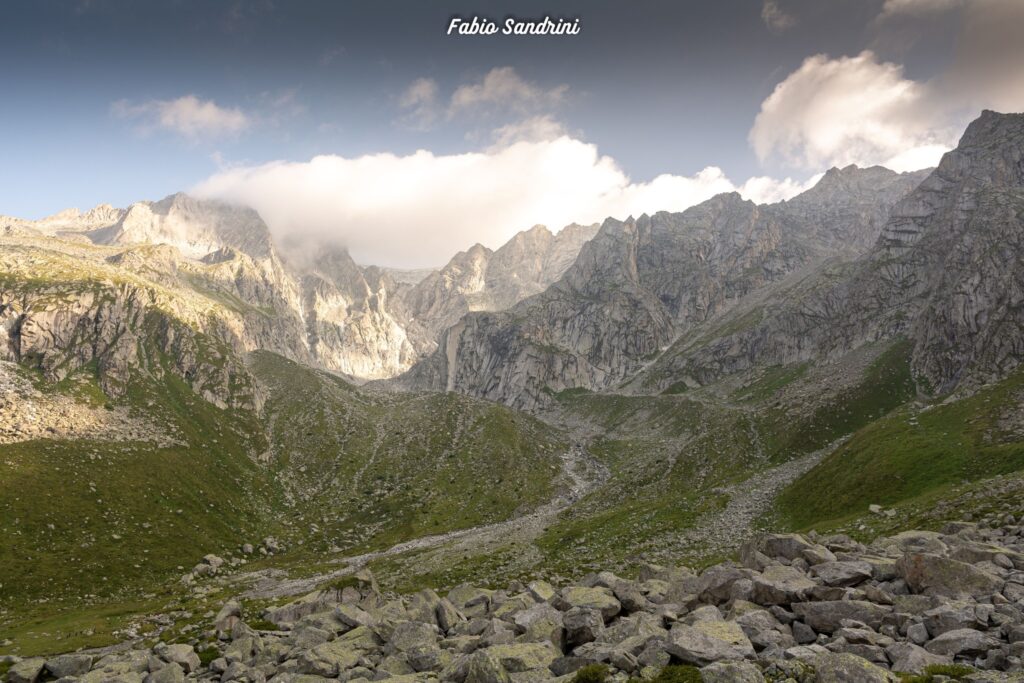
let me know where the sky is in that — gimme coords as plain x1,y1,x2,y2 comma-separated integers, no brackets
2,0,1023,267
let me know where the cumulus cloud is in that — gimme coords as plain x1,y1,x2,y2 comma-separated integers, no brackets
750,51,955,171
755,0,1024,172
488,115,569,147
397,78,440,129
448,66,568,118
193,135,813,269
399,67,569,131
761,0,796,32
878,0,964,19
113,95,249,139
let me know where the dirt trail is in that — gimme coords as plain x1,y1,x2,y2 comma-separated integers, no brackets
237,442,608,599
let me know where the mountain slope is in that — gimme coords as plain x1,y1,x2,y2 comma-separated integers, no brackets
400,166,928,408
645,110,1024,398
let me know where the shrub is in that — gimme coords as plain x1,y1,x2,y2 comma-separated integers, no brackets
572,664,610,683
898,663,975,682
655,665,703,683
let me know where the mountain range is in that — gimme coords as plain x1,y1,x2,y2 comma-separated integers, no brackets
3,111,1024,671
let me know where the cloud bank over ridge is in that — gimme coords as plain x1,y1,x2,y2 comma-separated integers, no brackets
195,134,815,268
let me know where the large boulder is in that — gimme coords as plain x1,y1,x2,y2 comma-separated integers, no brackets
750,565,815,605
700,660,765,682
484,643,560,672
895,553,1004,599
923,628,1000,657
552,587,621,622
811,652,896,682
563,607,605,647
464,649,511,683
810,561,873,587
388,620,440,653
7,658,45,683
884,643,951,674
160,644,200,674
665,619,755,666
297,639,362,677
791,601,890,633
760,534,816,561
44,654,93,678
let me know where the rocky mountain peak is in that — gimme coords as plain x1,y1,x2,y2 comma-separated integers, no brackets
934,109,1024,187
92,193,275,262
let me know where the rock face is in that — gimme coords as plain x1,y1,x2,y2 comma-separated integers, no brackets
400,166,928,408
640,110,1024,398
46,519,1024,681
400,224,599,341
0,198,598,397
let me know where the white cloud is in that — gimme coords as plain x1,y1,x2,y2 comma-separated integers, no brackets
750,51,954,171
878,0,964,18
489,115,569,147
754,0,1024,173
738,174,822,204
113,95,249,139
448,67,568,118
398,78,440,129
194,136,813,269
761,0,796,32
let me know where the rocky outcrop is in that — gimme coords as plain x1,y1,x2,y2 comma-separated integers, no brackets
401,167,928,409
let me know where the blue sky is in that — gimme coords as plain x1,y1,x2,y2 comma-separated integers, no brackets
2,0,1021,266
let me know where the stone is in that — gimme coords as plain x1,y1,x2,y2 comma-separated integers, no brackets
761,534,816,561
810,652,894,682
513,603,565,649
907,622,929,645
526,581,556,603
563,607,605,647
884,642,951,674
810,561,874,587
700,660,765,682
895,553,1004,599
792,621,817,645
407,589,443,627
924,628,1000,657
464,649,511,683
750,565,816,605
7,657,46,683
697,566,751,605
297,640,362,677
388,621,439,653
161,644,201,673
216,600,243,635
335,603,377,630
665,619,755,666
792,601,890,633
144,663,184,683
484,643,559,673
44,654,94,678
552,587,620,622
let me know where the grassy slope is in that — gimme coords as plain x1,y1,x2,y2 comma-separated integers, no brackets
0,351,571,655
0,358,279,654
250,351,565,554
778,366,1024,530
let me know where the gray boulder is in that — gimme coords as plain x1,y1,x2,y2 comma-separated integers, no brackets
665,620,755,666
792,601,890,633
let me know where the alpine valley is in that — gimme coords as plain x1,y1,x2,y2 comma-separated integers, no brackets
4,111,1024,682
